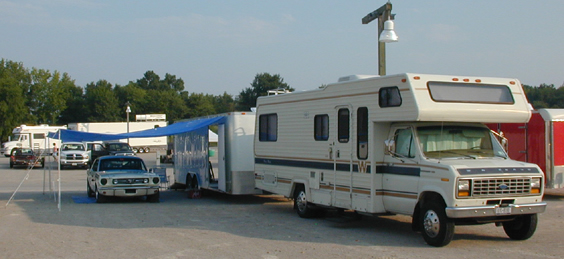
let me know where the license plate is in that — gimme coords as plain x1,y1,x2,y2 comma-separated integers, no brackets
72,163,77,166
495,207,512,215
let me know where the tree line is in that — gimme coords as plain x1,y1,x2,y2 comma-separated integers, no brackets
0,59,292,142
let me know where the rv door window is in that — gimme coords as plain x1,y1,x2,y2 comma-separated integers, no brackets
394,128,416,158
314,115,329,141
338,109,350,143
357,107,369,159
259,114,278,141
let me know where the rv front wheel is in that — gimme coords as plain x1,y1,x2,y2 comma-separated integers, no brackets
294,186,316,218
502,214,537,240
420,201,455,247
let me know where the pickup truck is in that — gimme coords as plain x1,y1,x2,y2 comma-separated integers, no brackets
88,142,135,164
60,142,90,169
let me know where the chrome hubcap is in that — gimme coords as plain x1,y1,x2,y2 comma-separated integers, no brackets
296,191,307,212
423,210,440,238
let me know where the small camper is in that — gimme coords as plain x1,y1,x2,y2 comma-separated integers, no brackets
253,73,546,247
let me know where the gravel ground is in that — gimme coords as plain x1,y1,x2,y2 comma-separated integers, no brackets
1,153,563,259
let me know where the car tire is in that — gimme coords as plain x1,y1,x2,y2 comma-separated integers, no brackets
87,181,95,198
95,189,107,203
420,200,455,247
503,214,538,240
10,162,13,168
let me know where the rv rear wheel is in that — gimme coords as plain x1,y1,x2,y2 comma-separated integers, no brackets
420,201,455,247
502,214,538,240
294,185,316,218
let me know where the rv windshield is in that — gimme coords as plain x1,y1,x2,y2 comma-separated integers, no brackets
9,134,21,141
416,126,508,159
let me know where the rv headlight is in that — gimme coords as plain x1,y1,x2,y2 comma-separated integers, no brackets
457,179,470,197
531,177,541,194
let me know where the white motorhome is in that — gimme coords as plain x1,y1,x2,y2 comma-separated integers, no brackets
1,124,67,157
254,73,547,247
173,112,260,195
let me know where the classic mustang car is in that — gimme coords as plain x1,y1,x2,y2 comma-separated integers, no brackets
10,148,44,169
87,155,160,203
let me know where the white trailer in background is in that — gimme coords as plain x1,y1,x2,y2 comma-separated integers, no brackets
173,112,260,195
68,115,167,153
254,73,546,246
1,124,67,156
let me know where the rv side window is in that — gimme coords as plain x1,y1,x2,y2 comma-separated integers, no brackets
33,133,45,139
357,107,368,160
379,87,402,107
259,114,278,141
395,128,416,158
338,109,349,143
314,115,329,141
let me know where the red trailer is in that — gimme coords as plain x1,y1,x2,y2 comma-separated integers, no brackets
488,108,564,188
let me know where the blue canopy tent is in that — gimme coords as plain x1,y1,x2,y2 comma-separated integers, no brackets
48,116,226,142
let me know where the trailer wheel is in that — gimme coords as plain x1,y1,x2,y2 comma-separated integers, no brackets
420,200,455,247
293,185,317,218
503,214,538,240
132,147,138,153
144,147,150,153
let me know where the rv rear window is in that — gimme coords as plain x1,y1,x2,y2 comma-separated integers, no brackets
314,115,329,141
259,114,277,141
428,82,514,104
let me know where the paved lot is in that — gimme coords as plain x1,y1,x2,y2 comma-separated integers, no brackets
1,153,563,259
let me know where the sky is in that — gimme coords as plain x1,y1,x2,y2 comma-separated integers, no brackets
1,0,563,96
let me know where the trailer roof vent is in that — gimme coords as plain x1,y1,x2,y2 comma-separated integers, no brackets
338,75,378,82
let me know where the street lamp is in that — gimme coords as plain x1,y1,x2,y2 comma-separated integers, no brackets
125,102,131,143
362,1,399,76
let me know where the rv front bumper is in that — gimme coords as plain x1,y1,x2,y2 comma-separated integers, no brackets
445,202,547,218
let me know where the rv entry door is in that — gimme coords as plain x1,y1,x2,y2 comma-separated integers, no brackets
332,106,353,209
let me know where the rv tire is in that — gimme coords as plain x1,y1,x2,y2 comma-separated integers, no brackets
420,200,455,247
294,185,317,218
502,214,537,240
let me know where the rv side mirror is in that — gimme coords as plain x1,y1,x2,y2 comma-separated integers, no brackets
384,139,395,153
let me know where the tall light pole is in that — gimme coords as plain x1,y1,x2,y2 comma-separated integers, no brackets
362,1,399,76
125,101,131,144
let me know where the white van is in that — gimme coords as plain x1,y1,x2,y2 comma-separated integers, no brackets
254,73,546,246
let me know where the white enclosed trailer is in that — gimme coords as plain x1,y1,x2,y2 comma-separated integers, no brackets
68,120,167,153
173,112,260,195
254,73,546,246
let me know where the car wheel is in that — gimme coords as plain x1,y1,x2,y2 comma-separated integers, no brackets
420,200,455,247
147,192,160,203
293,185,317,218
503,214,538,240
95,188,107,203
87,181,95,197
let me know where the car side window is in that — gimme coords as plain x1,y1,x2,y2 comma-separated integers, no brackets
92,159,100,171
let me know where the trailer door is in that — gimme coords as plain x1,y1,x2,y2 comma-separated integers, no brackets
332,106,353,209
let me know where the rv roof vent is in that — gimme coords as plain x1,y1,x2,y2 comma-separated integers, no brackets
338,75,377,82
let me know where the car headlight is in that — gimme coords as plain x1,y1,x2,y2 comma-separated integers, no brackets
153,177,160,184
112,179,118,185
100,178,108,185
457,179,471,197
144,178,149,184
531,177,542,194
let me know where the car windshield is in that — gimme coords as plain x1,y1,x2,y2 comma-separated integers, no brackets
416,125,508,159
107,143,132,151
62,144,85,151
99,158,146,171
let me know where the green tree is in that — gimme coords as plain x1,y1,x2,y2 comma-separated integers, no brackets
236,73,293,111
28,69,74,124
0,59,31,141
184,93,216,118
84,80,121,122
214,92,236,113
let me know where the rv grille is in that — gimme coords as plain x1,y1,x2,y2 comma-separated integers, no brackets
472,178,531,197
